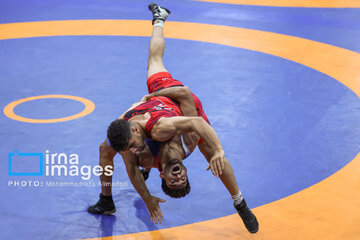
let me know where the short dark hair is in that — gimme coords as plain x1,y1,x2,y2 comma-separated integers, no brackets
107,119,131,152
161,178,191,198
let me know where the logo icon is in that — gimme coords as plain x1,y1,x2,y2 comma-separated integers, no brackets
8,151,43,176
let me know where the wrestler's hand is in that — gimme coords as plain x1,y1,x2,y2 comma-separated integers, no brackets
206,150,225,177
145,195,166,224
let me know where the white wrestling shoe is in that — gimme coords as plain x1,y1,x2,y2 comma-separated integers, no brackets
148,3,171,25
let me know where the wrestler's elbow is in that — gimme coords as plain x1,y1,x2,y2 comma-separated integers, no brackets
182,86,191,94
180,86,192,99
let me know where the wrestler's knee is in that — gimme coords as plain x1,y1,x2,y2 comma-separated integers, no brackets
147,61,168,79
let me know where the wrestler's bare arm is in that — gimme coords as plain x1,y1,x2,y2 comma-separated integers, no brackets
151,116,225,176
144,87,227,176
144,86,200,152
121,151,150,199
142,86,197,117
152,117,218,147
121,150,166,224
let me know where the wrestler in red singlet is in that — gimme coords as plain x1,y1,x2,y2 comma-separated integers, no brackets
123,72,210,172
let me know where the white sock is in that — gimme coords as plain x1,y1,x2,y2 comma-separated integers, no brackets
153,20,164,28
232,191,243,205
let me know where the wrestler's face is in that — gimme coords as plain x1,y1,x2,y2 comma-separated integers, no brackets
161,159,188,189
127,132,145,154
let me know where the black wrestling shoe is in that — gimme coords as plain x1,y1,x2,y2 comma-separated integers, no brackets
140,168,150,181
148,3,171,25
234,199,259,234
88,193,116,215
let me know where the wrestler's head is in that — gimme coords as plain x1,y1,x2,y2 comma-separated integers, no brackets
107,119,145,153
160,159,191,198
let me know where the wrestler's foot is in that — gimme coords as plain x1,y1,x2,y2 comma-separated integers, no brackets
148,3,171,25
141,168,150,181
88,193,116,215
234,199,259,234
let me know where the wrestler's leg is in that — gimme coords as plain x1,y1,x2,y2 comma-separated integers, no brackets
147,4,170,79
147,25,168,79
198,142,259,233
220,159,240,194
88,140,117,214
99,141,116,196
